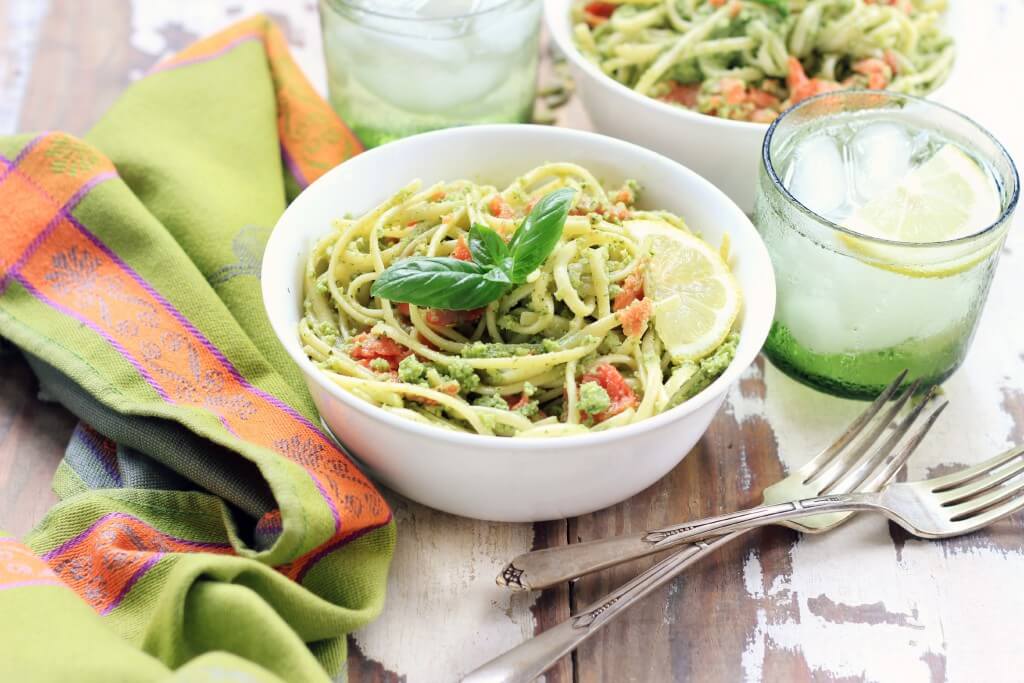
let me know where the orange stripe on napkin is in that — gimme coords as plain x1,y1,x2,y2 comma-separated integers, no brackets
41,513,234,614
0,134,116,278
2,133,390,550
0,536,64,592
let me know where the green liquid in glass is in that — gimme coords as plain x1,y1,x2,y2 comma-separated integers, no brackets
763,321,970,399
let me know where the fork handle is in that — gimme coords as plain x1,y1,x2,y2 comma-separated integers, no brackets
497,492,879,591
465,533,741,683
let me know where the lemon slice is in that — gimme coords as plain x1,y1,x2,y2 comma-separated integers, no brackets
622,218,690,241
841,144,1001,276
628,223,741,361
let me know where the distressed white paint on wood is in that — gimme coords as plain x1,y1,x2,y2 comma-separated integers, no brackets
727,4,1024,679
78,1,1024,680
352,493,539,682
0,0,49,134
127,0,327,91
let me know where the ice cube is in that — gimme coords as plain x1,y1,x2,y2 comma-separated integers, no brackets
416,0,484,18
850,122,913,203
345,0,426,14
785,134,848,219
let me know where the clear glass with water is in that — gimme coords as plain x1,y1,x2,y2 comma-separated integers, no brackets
755,91,1019,398
319,0,543,148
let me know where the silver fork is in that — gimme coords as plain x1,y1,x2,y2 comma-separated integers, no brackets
641,442,1024,543
464,375,945,683
498,372,930,592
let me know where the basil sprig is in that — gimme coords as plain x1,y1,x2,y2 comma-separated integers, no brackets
370,188,576,310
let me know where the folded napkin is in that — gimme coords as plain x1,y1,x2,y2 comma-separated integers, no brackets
0,16,393,682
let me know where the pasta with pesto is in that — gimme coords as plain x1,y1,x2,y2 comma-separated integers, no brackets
299,163,741,437
572,0,954,123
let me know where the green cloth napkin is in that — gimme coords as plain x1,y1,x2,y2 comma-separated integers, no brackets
0,15,394,682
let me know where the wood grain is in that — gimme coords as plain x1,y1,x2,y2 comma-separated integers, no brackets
15,0,157,133
4,2,1024,682
569,359,800,682
0,352,75,537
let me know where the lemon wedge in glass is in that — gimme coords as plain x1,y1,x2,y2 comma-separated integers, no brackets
628,223,741,362
841,144,1002,276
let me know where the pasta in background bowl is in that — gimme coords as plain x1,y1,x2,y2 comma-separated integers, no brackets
262,125,774,521
546,0,954,212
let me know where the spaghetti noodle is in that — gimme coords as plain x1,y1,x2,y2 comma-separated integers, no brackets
300,163,739,437
572,0,954,123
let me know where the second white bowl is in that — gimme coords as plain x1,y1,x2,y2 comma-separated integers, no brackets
547,0,778,214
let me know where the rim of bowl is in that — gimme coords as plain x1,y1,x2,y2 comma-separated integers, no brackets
543,0,766,134
262,124,775,449
762,88,1021,249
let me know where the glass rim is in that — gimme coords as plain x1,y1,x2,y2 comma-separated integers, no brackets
761,89,1020,250
324,0,522,22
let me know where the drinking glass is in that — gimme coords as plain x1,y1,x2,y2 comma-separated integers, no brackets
318,0,543,148
754,91,1019,398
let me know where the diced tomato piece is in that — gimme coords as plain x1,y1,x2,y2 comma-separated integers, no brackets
395,302,410,317
349,334,411,371
579,363,638,423
709,0,726,6
883,49,901,75
424,307,486,327
613,270,644,311
583,1,617,25
660,81,700,108
786,56,810,93
452,235,472,261
618,298,652,338
438,382,460,396
853,57,892,89
721,78,747,105
508,393,531,411
407,220,419,227
489,195,514,219
786,57,841,105
430,190,446,201
748,88,781,109
584,1,616,17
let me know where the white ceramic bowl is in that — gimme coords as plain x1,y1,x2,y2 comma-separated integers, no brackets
547,0,767,213
546,0,952,215
262,124,774,522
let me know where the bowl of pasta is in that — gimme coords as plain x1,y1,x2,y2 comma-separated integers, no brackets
262,124,774,521
546,0,956,213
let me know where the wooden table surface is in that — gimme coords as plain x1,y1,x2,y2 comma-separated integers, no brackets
3,2,1024,681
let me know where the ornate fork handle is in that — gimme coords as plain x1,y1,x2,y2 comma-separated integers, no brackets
498,492,878,592
470,493,884,682
464,533,738,683
643,492,876,545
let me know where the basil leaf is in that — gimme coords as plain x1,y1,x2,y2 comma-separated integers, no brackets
507,188,576,284
371,257,510,310
468,223,511,273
